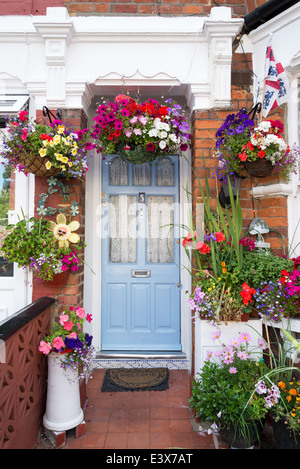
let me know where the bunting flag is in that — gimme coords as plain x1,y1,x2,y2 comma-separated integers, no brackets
262,37,290,118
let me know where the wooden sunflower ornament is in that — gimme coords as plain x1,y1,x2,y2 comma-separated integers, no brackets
48,213,80,248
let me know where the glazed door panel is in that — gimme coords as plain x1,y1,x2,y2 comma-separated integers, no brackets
101,156,181,351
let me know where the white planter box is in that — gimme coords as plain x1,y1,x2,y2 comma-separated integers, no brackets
194,318,263,376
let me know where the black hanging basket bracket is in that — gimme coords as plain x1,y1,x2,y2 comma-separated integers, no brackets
42,106,62,124
248,102,261,120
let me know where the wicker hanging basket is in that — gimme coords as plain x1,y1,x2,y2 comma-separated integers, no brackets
18,151,61,177
117,143,159,164
243,159,274,178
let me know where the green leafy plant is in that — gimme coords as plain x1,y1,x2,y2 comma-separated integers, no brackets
0,213,84,281
189,329,280,445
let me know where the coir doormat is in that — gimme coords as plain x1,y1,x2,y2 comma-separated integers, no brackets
101,368,169,392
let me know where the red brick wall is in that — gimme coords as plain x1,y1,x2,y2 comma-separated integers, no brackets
64,0,269,17
192,47,289,257
0,0,269,16
32,109,87,313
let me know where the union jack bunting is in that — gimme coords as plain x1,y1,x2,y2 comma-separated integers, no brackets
262,37,290,118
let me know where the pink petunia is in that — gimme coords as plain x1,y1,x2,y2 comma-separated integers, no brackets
59,314,69,325
86,313,93,323
39,340,52,355
53,336,65,350
19,110,28,122
67,332,77,339
63,321,74,331
75,307,85,319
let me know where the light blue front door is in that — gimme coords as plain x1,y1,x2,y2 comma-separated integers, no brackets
101,155,181,352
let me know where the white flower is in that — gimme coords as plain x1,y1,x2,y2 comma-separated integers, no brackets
161,122,170,131
158,131,168,139
159,140,167,149
169,134,179,143
255,121,271,132
149,128,158,138
154,118,164,130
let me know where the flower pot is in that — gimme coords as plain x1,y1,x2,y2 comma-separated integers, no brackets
243,159,273,178
271,418,300,449
42,270,70,287
18,150,61,177
43,352,84,432
117,143,159,164
219,420,264,449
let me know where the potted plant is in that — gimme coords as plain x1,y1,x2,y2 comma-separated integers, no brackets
0,213,84,283
91,94,191,163
0,111,94,178
252,255,300,322
215,111,298,180
270,376,300,449
39,307,94,432
189,329,280,448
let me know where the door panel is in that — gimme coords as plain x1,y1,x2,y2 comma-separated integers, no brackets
101,155,181,352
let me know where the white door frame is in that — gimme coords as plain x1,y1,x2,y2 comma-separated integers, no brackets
83,116,192,363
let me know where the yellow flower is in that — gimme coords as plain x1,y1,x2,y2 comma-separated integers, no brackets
45,161,52,170
55,153,63,161
68,161,73,167
62,157,68,164
71,148,77,156
57,125,65,134
39,148,47,157
53,135,61,145
48,213,80,248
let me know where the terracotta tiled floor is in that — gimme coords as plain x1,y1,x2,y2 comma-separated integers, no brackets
62,369,216,450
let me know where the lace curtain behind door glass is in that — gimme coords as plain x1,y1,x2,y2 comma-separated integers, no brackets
147,196,174,263
109,195,137,263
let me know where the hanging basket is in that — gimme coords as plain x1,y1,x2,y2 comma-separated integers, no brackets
41,269,70,287
243,159,274,178
117,143,159,164
18,150,61,177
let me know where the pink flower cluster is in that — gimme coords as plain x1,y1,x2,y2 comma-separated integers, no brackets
205,330,268,366
38,306,92,355
61,251,80,272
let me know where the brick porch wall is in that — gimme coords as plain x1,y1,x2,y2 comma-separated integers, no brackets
0,0,269,16
32,109,87,316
